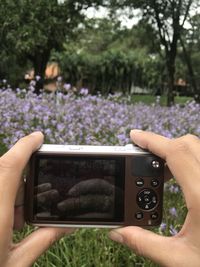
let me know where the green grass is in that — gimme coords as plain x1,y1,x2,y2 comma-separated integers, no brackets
2,94,189,266
0,134,7,155
11,179,186,267
14,227,156,267
130,95,193,105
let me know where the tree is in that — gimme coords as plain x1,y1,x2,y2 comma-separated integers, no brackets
180,13,200,102
0,0,103,93
109,0,195,105
54,17,163,94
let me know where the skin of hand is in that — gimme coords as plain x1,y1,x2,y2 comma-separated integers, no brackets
109,130,200,267
0,132,74,267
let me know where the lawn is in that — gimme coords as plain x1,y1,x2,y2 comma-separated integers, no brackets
0,88,199,266
130,94,192,106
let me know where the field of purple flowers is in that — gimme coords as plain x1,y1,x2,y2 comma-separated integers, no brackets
0,86,199,266
0,87,200,149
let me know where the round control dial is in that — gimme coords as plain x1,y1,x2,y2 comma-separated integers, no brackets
137,189,158,210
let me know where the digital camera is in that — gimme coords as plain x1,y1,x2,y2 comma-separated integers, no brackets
25,144,164,228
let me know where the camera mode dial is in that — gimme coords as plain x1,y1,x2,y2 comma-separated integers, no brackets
137,189,158,210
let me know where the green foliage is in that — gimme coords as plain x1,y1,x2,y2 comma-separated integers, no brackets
56,51,157,96
0,0,199,99
0,0,102,55
0,0,103,87
0,51,28,86
11,179,186,267
13,227,154,267
182,13,200,85
109,0,198,105
54,18,164,94
73,18,122,54
0,137,7,156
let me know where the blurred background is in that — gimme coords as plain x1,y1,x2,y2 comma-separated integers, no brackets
0,0,200,106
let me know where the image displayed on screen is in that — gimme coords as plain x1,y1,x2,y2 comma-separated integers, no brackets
33,156,125,222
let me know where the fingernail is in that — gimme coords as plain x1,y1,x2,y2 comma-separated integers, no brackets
30,131,43,137
29,132,44,149
108,230,124,244
130,129,143,134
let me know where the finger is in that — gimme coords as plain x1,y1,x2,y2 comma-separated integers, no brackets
15,180,24,207
11,227,75,267
130,130,171,159
130,130,200,206
35,212,59,220
109,226,173,266
58,195,112,213
13,206,24,230
0,132,44,205
14,180,25,230
36,190,59,205
164,164,173,182
74,212,112,219
68,179,113,197
34,183,52,194
180,134,200,163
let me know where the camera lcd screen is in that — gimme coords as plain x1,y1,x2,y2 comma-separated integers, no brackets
32,155,125,223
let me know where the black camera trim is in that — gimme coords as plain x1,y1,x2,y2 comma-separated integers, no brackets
25,144,164,228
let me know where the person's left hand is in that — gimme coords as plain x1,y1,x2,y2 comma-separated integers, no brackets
0,132,74,267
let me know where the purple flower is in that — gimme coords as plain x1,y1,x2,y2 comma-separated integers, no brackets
169,185,180,193
160,222,167,232
170,225,178,236
169,207,178,217
174,186,180,193
57,76,62,82
80,88,89,96
63,83,71,91
169,185,175,193
35,75,41,81
30,80,36,87
0,86,199,153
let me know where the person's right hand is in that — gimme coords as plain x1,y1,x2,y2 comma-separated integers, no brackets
109,130,200,267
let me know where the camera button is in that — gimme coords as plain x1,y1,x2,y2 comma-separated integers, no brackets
135,212,143,220
143,189,151,195
135,178,144,187
137,189,158,210
151,211,159,220
151,160,160,169
144,196,151,203
151,179,159,187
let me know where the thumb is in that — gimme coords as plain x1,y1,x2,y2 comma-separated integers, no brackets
109,226,172,266
9,227,75,267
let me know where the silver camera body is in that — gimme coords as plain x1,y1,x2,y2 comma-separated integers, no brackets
25,144,164,228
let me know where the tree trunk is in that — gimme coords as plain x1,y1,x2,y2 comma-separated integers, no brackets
33,50,50,94
194,93,200,103
180,37,199,100
166,54,176,107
